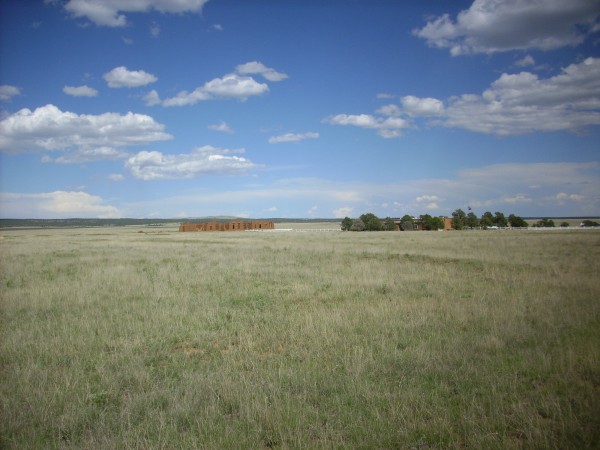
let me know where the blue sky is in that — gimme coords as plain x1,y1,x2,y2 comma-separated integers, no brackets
1,0,599,219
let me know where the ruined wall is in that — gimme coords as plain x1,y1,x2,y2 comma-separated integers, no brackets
179,220,275,232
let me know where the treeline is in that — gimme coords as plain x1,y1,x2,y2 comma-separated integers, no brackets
450,210,529,229
450,210,599,229
341,213,446,231
341,211,599,232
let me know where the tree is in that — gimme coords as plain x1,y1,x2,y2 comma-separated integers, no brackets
494,211,508,228
560,222,570,227
350,218,366,231
508,214,528,228
466,212,479,229
480,211,494,228
451,209,466,230
341,217,353,231
360,213,382,231
429,216,444,231
383,217,396,231
581,220,599,227
534,218,555,227
400,214,414,231
420,214,443,231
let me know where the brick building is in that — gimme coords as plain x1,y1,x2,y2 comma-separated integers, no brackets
179,220,275,232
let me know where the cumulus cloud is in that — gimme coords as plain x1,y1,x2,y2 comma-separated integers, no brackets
235,61,288,82
376,104,402,116
143,90,161,106
0,104,172,154
43,147,129,164
338,58,599,137
515,54,536,67
125,145,258,180
324,113,408,138
554,192,585,204
63,85,98,97
103,66,157,88
208,121,234,134
401,96,444,116
63,0,209,27
268,132,319,144
0,191,120,218
416,195,440,210
163,74,268,106
445,57,600,134
398,57,600,135
0,85,21,101
414,0,600,55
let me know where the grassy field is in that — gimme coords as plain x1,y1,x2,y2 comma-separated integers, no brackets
1,227,599,449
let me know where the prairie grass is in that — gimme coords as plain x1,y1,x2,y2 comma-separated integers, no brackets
1,228,599,449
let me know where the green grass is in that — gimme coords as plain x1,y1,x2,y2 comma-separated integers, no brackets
1,228,599,449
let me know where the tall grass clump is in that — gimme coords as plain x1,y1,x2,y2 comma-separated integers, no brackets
1,227,599,448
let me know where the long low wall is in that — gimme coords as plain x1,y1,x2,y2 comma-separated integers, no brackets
179,221,275,232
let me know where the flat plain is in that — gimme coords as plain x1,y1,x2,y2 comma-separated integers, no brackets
1,226,599,449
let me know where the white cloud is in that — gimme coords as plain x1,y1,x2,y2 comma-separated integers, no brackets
554,192,585,204
163,74,268,106
0,191,120,218
268,132,319,144
449,59,600,134
143,89,161,106
413,0,600,55
63,85,98,97
265,206,278,212
103,66,157,88
344,57,599,137
416,195,439,203
0,104,172,153
515,54,535,67
308,206,318,215
416,195,440,210
150,21,160,37
376,104,402,116
125,145,258,180
407,57,600,135
43,147,129,164
235,61,288,82
0,85,21,101
401,96,444,116
503,193,532,204
213,24,223,31
108,173,125,181
208,121,234,134
333,207,354,218
63,0,209,27
324,113,408,138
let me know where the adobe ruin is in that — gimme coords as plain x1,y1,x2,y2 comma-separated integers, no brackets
179,220,275,232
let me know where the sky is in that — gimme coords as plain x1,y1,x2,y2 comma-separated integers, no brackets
0,0,599,219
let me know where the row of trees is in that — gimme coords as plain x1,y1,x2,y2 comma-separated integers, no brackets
342,210,594,232
341,213,447,231
450,209,582,229
450,209,529,229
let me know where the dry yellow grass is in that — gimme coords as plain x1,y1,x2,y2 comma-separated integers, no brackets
1,227,599,448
